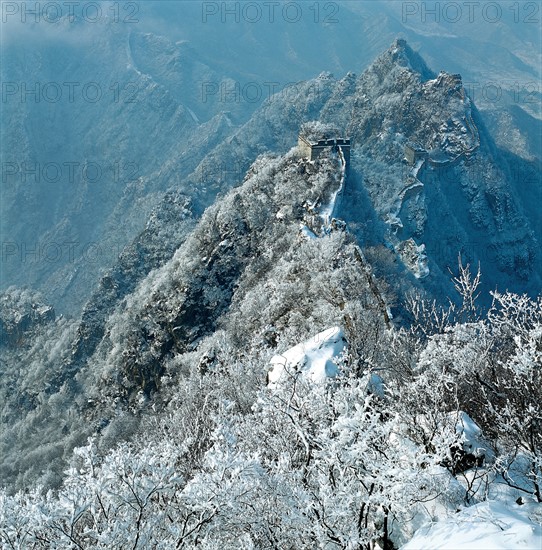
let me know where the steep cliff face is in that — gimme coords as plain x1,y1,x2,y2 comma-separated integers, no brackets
69,191,196,366
331,40,540,298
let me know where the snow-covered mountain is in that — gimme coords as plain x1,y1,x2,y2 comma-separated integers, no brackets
1,1,540,315
2,33,541,490
1,10,541,547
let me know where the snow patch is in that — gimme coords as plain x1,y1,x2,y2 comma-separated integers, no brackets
410,158,426,178
397,238,429,279
268,327,346,386
319,146,347,228
402,500,542,550
187,107,200,124
386,212,404,229
454,411,486,457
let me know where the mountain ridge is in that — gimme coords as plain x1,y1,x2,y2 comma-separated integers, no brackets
0,38,540,492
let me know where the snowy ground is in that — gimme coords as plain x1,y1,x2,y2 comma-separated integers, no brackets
268,326,346,385
402,500,542,550
269,329,542,550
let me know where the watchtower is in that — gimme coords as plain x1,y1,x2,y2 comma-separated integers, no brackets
404,142,427,165
298,133,351,168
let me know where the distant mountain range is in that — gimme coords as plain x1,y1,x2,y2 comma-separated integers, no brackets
1,1,540,315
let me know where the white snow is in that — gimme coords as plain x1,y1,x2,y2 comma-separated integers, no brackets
187,107,200,124
319,146,347,227
399,181,424,200
415,243,430,279
125,38,144,77
268,326,346,386
454,411,486,456
410,158,426,178
386,212,404,229
402,500,542,550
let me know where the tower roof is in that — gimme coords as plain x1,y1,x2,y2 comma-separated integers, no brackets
299,121,342,144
